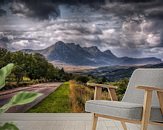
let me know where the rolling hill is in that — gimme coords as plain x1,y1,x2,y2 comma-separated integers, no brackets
81,63,163,81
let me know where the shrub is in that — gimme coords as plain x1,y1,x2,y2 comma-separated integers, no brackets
74,75,90,83
69,80,94,112
112,78,129,100
69,80,110,112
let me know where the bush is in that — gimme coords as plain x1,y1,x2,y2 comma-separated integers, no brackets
0,48,70,83
74,75,90,83
1,83,18,91
112,78,129,100
88,77,108,84
69,80,110,112
69,80,94,112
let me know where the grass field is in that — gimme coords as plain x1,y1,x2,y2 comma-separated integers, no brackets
27,82,71,113
27,81,115,113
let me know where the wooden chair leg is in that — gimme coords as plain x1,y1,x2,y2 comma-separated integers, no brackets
94,87,102,100
141,90,152,130
121,121,127,130
109,87,127,129
92,113,98,130
157,91,163,114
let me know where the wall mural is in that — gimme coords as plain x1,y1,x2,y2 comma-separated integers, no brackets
0,0,163,113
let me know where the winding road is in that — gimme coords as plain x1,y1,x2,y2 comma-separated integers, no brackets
0,82,62,113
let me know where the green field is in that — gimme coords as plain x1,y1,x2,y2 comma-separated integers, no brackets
27,79,128,113
27,82,71,113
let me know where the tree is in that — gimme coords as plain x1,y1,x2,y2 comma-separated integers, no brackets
13,65,25,85
25,53,48,80
75,75,90,83
0,48,12,67
0,49,70,82
46,63,59,81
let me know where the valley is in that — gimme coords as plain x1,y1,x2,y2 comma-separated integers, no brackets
72,63,163,81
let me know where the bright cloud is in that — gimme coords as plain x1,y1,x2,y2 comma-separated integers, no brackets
146,33,160,46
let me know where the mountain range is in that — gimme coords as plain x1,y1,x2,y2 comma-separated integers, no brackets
22,41,162,66
81,63,163,81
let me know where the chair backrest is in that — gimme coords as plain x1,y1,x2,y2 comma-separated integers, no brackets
122,68,163,107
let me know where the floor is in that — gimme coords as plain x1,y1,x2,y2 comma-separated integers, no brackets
0,113,125,130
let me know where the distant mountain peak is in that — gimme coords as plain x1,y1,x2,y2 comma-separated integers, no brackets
67,42,82,49
83,46,103,57
104,49,112,54
84,46,100,51
103,49,117,59
68,42,76,46
53,41,66,47
55,41,65,45
21,41,162,66
54,41,81,49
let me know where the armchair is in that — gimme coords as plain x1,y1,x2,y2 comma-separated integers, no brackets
85,69,163,130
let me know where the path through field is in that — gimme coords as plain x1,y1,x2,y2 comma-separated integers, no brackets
0,82,62,112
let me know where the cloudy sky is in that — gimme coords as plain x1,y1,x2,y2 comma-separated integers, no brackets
0,0,163,59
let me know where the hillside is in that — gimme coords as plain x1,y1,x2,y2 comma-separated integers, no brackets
82,63,163,81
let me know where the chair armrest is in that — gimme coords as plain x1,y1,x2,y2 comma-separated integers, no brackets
86,82,118,89
87,82,118,101
137,86,163,119
137,86,163,92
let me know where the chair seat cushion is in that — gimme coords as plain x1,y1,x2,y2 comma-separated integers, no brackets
85,100,163,122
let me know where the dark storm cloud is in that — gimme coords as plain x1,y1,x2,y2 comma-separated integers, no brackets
4,0,159,20
15,0,156,4
0,9,6,16
0,0,163,59
16,0,105,5
10,0,59,20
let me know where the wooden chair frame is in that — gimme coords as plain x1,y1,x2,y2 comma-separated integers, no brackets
87,83,163,130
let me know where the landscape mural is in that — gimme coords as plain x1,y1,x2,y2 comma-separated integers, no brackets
0,0,163,113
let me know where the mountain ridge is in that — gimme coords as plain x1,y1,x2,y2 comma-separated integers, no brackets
21,41,162,66
82,63,163,81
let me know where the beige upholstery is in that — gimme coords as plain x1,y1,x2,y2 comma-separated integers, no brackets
85,69,163,130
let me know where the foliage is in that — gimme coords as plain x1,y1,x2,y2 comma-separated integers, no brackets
26,53,49,80
0,63,14,89
0,123,19,130
86,66,135,82
13,65,25,84
0,48,70,85
69,80,93,112
69,80,109,112
0,64,42,130
112,78,129,100
88,76,108,84
27,78,129,113
0,91,42,113
74,75,90,83
27,82,71,113
28,81,112,113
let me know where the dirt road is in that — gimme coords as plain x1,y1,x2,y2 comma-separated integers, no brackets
0,82,62,112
